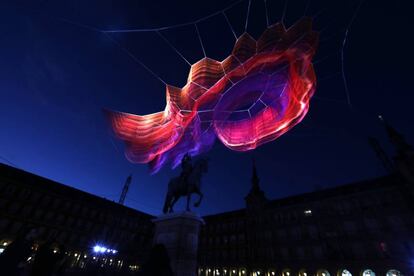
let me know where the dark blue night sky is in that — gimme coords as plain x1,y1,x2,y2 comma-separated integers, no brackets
1,0,413,216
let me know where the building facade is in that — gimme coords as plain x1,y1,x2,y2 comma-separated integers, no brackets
197,121,414,276
0,164,154,272
198,171,412,276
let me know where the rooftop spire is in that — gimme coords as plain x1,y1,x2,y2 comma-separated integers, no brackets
251,158,260,192
245,158,267,210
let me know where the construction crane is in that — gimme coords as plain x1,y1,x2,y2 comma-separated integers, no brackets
368,137,394,173
118,174,132,205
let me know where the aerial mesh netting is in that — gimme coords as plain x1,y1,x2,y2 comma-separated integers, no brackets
106,17,318,173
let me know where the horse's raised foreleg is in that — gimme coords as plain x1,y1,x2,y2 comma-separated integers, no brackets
169,196,179,213
163,192,171,214
194,191,203,207
186,194,191,212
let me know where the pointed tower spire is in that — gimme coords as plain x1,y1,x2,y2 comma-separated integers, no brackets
245,159,267,210
379,115,413,156
251,158,260,192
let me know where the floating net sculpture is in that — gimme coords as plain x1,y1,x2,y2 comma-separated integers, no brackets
107,17,318,173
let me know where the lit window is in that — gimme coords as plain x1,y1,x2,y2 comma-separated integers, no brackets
304,209,312,216
340,269,352,276
362,269,376,276
282,271,290,276
386,270,401,276
317,269,330,276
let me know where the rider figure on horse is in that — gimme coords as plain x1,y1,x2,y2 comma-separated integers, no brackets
163,154,207,213
180,153,193,184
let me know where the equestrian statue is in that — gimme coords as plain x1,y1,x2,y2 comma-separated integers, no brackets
162,153,208,213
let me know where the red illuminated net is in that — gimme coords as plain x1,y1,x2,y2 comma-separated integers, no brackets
107,17,318,172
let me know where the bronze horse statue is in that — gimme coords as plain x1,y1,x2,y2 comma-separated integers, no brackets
163,158,208,213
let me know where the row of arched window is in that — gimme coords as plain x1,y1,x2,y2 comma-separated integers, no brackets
198,267,402,276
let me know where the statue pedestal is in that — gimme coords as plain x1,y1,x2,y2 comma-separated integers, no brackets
152,211,204,276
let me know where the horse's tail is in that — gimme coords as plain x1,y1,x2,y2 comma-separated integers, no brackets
162,188,171,214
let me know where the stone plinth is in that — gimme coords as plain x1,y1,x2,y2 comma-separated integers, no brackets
152,211,204,276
